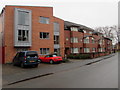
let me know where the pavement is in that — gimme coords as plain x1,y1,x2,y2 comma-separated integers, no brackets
2,53,116,87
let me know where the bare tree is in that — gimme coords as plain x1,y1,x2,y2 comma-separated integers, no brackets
94,25,118,44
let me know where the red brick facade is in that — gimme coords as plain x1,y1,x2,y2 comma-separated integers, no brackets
64,21,112,58
0,5,112,63
0,5,64,63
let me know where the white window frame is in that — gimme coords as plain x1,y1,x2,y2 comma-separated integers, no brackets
40,48,49,55
40,32,49,39
84,37,89,43
71,48,79,53
84,48,90,53
71,37,78,43
40,16,49,24
71,27,78,31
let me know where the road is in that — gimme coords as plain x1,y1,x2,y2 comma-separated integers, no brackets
4,53,118,88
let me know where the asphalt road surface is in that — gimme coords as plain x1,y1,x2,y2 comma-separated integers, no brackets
4,53,118,88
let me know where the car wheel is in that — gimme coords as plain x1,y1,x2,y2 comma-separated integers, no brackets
20,62,25,68
50,60,54,64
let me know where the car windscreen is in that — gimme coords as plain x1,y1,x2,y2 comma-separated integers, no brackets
26,51,38,58
52,55,57,57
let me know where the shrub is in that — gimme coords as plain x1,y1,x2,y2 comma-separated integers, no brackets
80,54,91,59
67,54,91,59
62,58,70,63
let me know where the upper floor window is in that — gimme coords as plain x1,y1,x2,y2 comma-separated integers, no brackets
18,11,29,25
83,30,87,33
89,31,92,34
99,39,102,44
18,30,29,41
92,37,95,43
71,37,78,43
71,27,78,31
40,32,49,39
54,22,59,32
40,16,49,24
66,37,69,41
84,37,89,43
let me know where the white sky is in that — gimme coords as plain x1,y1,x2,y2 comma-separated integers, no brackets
0,0,118,29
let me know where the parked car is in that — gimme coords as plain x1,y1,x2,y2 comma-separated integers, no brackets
39,54,63,64
13,51,40,68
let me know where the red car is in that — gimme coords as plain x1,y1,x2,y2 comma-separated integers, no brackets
39,54,63,64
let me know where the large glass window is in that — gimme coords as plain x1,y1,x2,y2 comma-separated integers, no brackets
40,32,49,39
18,30,29,41
40,16,49,24
40,48,49,55
18,11,29,25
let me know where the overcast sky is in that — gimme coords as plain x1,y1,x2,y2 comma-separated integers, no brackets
0,0,118,29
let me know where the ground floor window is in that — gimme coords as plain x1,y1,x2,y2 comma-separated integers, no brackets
98,48,103,52
92,48,96,52
40,48,49,55
71,48,79,53
84,48,90,53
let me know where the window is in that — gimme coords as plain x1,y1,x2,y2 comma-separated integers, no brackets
18,30,29,41
40,48,49,55
83,30,86,33
19,52,25,57
40,32,49,39
18,11,29,25
71,37,78,43
66,37,69,41
89,32,92,34
54,22,59,32
98,48,103,52
71,48,79,53
84,48,90,53
92,48,96,52
99,39,102,44
84,37,89,43
40,16,49,24
92,37,95,43
54,35,59,44
71,27,78,31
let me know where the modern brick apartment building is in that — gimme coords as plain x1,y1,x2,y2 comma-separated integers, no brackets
64,21,112,58
0,5,64,63
0,5,112,64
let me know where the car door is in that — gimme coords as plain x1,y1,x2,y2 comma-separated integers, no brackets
18,52,25,64
13,52,20,64
44,55,50,62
